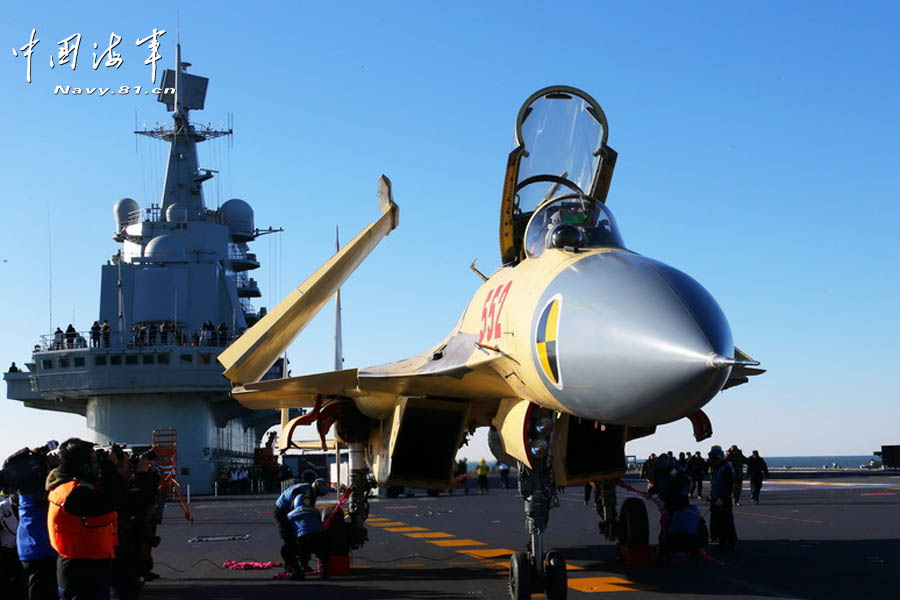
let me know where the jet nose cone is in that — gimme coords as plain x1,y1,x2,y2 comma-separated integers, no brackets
538,252,733,426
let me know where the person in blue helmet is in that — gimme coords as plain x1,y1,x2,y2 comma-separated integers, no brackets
274,470,330,580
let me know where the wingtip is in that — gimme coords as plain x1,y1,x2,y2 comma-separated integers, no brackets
377,174,399,230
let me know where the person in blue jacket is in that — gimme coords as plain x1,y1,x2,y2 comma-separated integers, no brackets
274,470,330,580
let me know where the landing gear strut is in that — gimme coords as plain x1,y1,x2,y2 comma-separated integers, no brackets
509,457,568,600
591,479,650,560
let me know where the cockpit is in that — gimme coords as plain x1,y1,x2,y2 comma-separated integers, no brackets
524,194,623,258
499,86,624,264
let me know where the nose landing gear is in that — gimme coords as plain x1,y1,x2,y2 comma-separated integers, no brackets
509,550,568,600
508,458,568,600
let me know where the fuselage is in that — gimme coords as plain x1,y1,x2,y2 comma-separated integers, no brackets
457,247,733,428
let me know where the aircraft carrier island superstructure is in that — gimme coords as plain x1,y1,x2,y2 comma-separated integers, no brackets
4,45,282,494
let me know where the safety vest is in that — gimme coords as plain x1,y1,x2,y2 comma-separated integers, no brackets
47,480,117,559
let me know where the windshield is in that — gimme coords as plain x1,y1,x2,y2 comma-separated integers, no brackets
515,91,607,216
524,195,624,258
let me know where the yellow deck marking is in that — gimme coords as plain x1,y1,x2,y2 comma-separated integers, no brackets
735,511,824,525
428,539,486,547
568,577,653,593
491,560,583,571
458,548,515,559
368,521,406,527
384,526,428,532
367,517,390,522
406,532,454,538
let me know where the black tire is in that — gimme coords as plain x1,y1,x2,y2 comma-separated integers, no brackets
509,551,532,600
544,550,567,600
618,497,649,547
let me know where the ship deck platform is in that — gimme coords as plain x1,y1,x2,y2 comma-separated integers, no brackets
144,473,900,599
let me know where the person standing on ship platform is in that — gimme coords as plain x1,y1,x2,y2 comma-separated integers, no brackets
64,325,76,349
101,321,111,348
746,450,769,504
90,322,101,349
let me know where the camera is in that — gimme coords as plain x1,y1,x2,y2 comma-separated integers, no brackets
0,442,56,493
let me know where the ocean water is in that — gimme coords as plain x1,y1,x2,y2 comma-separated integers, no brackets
631,455,877,470
765,456,875,469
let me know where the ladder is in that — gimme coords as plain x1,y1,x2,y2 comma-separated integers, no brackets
151,428,193,524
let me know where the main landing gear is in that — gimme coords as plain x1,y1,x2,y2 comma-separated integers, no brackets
509,457,568,600
589,480,650,560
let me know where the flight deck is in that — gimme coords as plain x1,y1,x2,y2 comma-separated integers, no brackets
143,474,900,599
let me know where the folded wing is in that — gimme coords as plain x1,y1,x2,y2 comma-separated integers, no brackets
218,176,399,385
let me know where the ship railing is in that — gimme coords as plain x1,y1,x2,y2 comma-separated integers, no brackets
37,328,242,352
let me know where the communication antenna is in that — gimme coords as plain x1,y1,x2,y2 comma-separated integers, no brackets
47,203,53,333
334,226,343,491
334,226,343,371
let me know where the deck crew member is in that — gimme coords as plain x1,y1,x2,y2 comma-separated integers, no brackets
476,459,489,493
707,445,737,551
746,450,769,504
274,471,330,579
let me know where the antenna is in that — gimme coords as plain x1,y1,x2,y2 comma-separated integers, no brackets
334,226,343,371
47,203,52,333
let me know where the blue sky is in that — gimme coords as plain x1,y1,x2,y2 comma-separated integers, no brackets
1,2,898,463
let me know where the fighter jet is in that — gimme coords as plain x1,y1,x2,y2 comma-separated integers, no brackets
218,86,763,600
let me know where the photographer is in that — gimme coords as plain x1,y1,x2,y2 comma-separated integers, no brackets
1,493,25,599
111,448,159,600
47,439,123,600
1,443,58,600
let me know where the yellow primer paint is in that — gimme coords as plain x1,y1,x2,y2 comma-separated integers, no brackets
427,539,486,547
567,577,653,593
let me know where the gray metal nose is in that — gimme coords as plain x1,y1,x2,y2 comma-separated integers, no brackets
539,252,733,426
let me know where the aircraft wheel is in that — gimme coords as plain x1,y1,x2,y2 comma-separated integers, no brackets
544,550,567,600
618,497,649,548
508,551,532,600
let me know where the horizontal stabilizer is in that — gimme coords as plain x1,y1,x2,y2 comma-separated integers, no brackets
219,176,398,384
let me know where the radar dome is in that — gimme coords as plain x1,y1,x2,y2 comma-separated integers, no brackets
220,198,254,242
166,204,189,223
114,197,140,232
145,235,187,261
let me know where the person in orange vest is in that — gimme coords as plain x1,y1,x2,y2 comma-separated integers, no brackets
46,439,122,600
